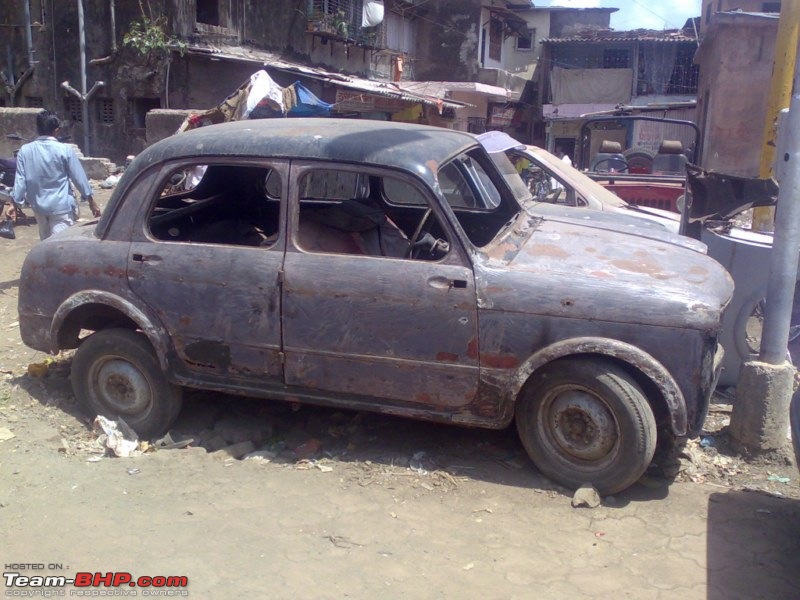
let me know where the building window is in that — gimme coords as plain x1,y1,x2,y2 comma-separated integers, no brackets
25,96,43,108
98,98,115,124
128,97,161,129
489,18,502,61
667,47,700,94
64,97,82,122
197,0,219,26
516,28,534,52
603,48,630,69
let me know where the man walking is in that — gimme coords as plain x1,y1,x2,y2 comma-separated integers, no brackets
12,110,101,240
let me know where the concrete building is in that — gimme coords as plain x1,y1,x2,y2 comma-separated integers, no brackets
538,25,700,164
700,0,781,32
694,11,779,176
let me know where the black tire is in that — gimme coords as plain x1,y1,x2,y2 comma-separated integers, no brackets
516,358,657,495
71,328,182,439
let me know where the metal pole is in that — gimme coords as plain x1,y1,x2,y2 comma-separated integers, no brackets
752,1,800,233
759,34,800,365
77,0,90,154
23,0,33,66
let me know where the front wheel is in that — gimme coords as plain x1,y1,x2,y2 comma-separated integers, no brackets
71,328,182,439
516,358,657,495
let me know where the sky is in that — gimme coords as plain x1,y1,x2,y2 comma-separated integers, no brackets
534,0,701,31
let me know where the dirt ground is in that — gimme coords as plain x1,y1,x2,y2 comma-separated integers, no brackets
2,186,799,599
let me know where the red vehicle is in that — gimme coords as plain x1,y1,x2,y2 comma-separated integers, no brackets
578,115,700,213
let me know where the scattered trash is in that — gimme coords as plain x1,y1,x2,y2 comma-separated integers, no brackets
571,484,601,508
700,436,716,448
767,473,791,484
293,438,322,460
126,468,141,476
0,427,15,442
100,174,121,189
27,362,49,378
93,415,140,458
210,440,256,460
243,450,277,463
153,432,194,450
594,531,606,538
325,535,363,549
462,563,475,571
316,463,333,473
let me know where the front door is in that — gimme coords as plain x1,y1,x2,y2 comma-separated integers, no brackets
281,163,479,410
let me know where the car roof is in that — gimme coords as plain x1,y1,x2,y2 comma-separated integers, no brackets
97,119,481,236
137,118,478,174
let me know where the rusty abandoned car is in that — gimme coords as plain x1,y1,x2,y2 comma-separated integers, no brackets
18,119,734,493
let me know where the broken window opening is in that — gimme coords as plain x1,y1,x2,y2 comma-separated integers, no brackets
128,97,161,129
489,18,502,61
148,164,281,248
196,0,220,26
516,28,534,52
296,168,448,261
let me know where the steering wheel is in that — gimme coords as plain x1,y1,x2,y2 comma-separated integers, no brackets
406,208,432,259
592,158,630,173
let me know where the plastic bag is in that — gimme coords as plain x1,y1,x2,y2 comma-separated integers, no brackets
0,217,15,240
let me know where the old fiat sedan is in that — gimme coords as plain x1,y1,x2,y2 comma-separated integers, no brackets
18,119,733,493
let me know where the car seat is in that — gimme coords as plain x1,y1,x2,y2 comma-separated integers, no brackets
652,140,688,175
590,140,627,172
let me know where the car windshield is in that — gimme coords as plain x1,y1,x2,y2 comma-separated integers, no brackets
524,146,628,208
437,149,524,248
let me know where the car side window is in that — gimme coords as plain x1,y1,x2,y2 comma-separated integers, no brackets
147,163,281,247
295,168,449,261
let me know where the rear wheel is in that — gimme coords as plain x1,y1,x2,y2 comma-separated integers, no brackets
71,328,182,439
516,358,657,495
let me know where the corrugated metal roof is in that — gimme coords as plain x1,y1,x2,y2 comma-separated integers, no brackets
398,81,519,102
183,43,470,110
542,29,697,44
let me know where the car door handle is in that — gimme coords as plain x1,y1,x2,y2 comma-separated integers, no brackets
132,253,162,264
427,276,467,289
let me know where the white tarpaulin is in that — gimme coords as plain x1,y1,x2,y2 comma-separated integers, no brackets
244,70,285,118
551,67,633,105
362,0,384,27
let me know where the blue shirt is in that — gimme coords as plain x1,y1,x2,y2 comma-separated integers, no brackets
12,136,93,216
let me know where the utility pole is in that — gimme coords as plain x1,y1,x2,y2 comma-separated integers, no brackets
62,0,104,156
730,32,800,451
751,1,800,233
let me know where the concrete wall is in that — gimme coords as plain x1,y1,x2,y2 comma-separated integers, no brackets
0,108,41,157
146,109,196,145
695,15,777,176
549,9,614,37
415,0,482,81
700,0,780,33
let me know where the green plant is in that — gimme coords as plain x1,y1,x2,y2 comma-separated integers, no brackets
123,2,186,63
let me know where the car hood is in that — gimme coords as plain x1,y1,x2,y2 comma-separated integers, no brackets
476,213,733,331
523,204,704,253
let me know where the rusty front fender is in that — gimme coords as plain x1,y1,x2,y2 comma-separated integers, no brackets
510,336,688,435
51,290,171,370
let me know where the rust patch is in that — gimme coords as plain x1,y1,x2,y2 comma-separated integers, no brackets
61,264,80,276
610,259,675,280
467,337,479,360
104,266,126,278
179,316,192,326
415,392,432,403
436,352,459,363
528,243,569,258
481,354,520,369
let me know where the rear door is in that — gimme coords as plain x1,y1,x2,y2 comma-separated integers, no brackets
127,159,287,387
